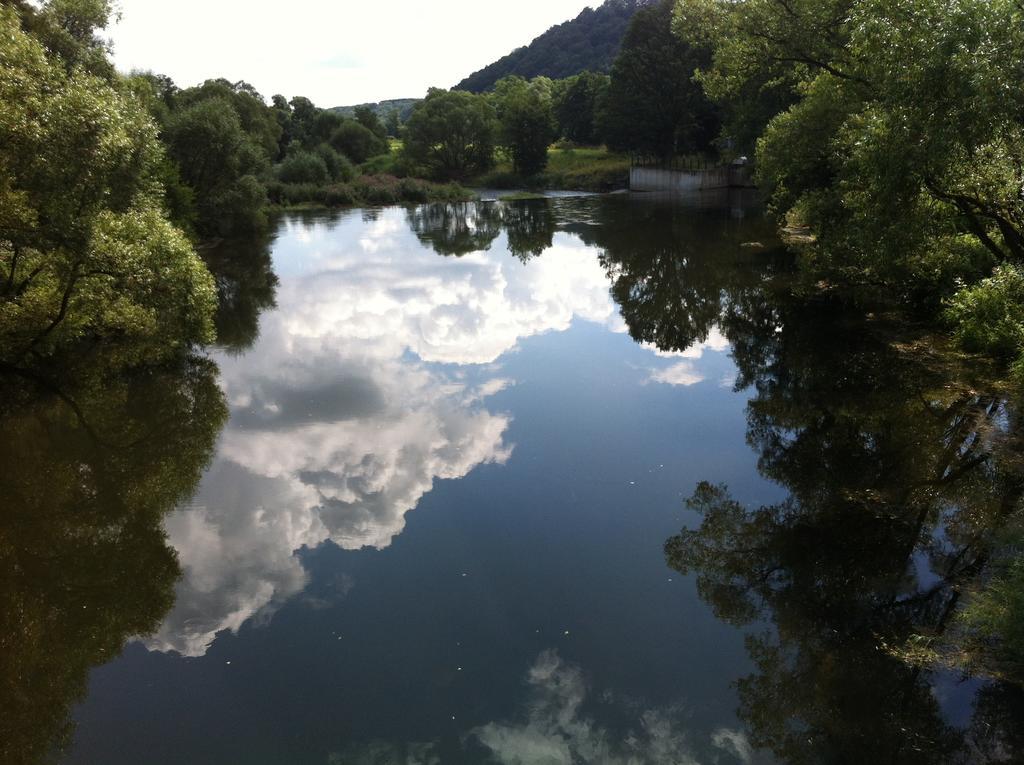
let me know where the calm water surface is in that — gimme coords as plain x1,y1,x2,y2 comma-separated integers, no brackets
5,194,1023,764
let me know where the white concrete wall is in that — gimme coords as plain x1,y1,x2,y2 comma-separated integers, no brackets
629,166,748,192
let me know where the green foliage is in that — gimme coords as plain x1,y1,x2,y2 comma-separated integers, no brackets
162,93,271,237
358,148,406,177
0,4,215,365
385,108,402,138
16,0,117,79
945,265,1024,379
601,0,719,158
553,71,610,144
456,0,648,92
265,175,472,209
330,98,420,123
175,78,281,159
473,146,630,191
276,149,330,185
491,76,557,176
308,109,344,147
401,89,499,180
329,120,389,164
353,105,388,142
961,545,1024,677
682,0,1024,373
315,143,356,182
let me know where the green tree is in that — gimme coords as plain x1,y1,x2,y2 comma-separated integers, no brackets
314,143,356,183
353,105,388,142
0,3,216,365
600,0,718,158
329,120,388,164
276,149,330,185
553,71,610,145
163,97,270,237
678,0,1024,371
401,88,498,181
492,76,558,177
385,108,402,138
13,0,117,79
175,78,281,159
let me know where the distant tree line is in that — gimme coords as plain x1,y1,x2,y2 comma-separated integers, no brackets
402,0,720,181
0,0,461,368
129,74,397,238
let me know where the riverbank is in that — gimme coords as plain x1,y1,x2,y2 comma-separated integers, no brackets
356,145,631,194
266,173,474,211
471,146,630,192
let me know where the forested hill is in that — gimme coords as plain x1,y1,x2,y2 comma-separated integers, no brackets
330,98,420,122
455,0,652,92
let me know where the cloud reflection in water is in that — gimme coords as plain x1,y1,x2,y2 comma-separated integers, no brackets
146,208,637,656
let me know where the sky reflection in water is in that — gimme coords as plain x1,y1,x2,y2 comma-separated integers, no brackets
147,200,755,662
59,196,772,764
55,194,1024,765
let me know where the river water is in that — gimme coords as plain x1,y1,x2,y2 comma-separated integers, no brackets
4,193,1023,764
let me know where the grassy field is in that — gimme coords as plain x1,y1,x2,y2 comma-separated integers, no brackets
358,144,630,193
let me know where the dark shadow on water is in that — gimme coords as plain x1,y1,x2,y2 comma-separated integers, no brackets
0,358,228,765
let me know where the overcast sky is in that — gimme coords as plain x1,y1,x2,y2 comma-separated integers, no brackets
107,1,596,107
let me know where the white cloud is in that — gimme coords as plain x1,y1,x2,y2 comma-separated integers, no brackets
470,651,754,765
274,233,620,365
108,1,599,106
645,326,731,387
712,728,754,765
648,361,704,387
646,326,730,360
144,462,323,656
323,652,760,764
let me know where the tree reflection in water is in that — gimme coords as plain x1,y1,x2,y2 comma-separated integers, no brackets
634,249,1024,762
0,358,228,765
406,199,555,263
406,201,504,257
201,232,279,355
0,234,277,764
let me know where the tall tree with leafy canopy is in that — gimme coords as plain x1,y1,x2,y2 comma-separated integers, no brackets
153,79,283,237
677,0,1024,374
10,0,117,79
553,71,610,145
600,0,718,158
491,76,557,176
0,2,216,365
401,89,499,180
